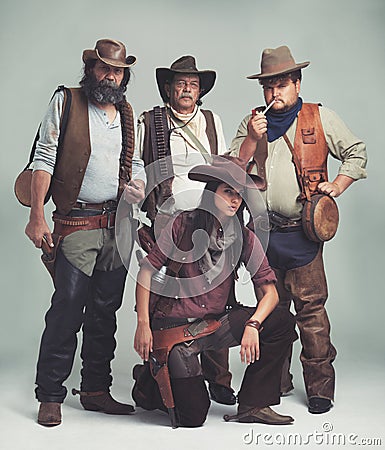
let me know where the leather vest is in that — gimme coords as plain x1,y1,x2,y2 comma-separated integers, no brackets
141,107,218,221
251,103,328,201
51,88,135,215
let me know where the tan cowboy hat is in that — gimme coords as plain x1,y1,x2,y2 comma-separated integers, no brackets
247,45,309,79
156,55,216,102
82,38,136,68
188,155,261,190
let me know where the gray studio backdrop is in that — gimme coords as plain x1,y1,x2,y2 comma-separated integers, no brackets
1,0,384,416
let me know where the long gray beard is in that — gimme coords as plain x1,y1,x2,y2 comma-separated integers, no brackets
82,77,125,105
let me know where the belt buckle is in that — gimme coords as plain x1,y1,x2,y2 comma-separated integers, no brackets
102,200,117,229
103,209,115,229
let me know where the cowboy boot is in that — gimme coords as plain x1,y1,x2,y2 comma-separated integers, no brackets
72,389,135,415
37,402,62,427
224,405,294,425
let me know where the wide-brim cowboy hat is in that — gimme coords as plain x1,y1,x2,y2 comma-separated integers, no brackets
82,38,136,68
247,45,309,79
188,155,261,190
156,55,216,102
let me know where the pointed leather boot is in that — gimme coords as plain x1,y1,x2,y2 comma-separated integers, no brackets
224,405,294,425
72,389,135,415
37,402,62,427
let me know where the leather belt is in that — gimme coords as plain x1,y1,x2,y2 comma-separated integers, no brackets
74,200,117,211
52,211,116,238
272,224,302,233
268,211,302,232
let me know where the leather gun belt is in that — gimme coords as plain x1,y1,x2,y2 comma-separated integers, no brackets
52,211,116,238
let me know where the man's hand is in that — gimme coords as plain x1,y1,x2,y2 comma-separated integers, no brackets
247,113,267,142
240,326,260,364
317,181,342,198
318,174,355,198
25,216,53,249
124,179,145,204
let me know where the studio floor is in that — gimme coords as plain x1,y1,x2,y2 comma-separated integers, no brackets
1,350,384,450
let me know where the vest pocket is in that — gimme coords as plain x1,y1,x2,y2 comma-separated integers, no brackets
301,127,316,144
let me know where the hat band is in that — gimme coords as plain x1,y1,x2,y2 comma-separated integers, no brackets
262,60,297,74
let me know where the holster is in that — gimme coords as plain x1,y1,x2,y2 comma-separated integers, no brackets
150,318,221,428
40,233,63,282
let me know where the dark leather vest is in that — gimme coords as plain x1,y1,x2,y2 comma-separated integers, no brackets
51,88,135,215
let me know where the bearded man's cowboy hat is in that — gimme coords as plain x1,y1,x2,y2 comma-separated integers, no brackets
247,45,309,79
188,155,261,190
82,39,136,68
156,55,216,103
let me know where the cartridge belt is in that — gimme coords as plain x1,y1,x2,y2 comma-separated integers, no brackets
52,211,116,238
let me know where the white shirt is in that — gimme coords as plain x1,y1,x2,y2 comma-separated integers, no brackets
138,105,227,214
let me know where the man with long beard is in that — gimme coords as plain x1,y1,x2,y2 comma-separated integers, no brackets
25,39,146,426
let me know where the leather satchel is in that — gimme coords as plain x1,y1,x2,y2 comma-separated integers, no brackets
282,105,340,243
14,86,71,207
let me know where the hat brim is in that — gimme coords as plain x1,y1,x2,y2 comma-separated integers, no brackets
156,68,216,103
247,61,310,79
82,49,136,68
188,165,259,190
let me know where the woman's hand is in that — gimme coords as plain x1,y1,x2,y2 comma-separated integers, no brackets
240,326,260,364
134,323,153,361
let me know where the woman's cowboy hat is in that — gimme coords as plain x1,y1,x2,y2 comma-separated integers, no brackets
188,155,261,190
247,45,309,79
156,55,216,102
82,39,136,68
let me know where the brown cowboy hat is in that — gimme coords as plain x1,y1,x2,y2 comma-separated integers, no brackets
156,55,216,102
188,155,261,190
247,45,309,79
82,38,136,68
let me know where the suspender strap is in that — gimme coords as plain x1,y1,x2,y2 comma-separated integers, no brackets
201,109,218,156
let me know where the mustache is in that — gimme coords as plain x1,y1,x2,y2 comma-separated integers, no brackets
82,75,125,105
99,79,119,89
179,92,193,100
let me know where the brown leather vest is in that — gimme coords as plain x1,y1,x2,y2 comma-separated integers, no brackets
252,103,328,201
51,88,135,215
141,107,218,221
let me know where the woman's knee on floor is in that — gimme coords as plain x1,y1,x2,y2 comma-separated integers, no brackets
171,376,210,427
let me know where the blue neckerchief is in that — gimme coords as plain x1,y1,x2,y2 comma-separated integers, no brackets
266,98,303,142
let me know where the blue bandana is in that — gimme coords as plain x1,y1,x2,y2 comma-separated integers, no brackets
266,98,303,142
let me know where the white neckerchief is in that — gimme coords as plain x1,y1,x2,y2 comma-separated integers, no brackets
168,104,206,143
